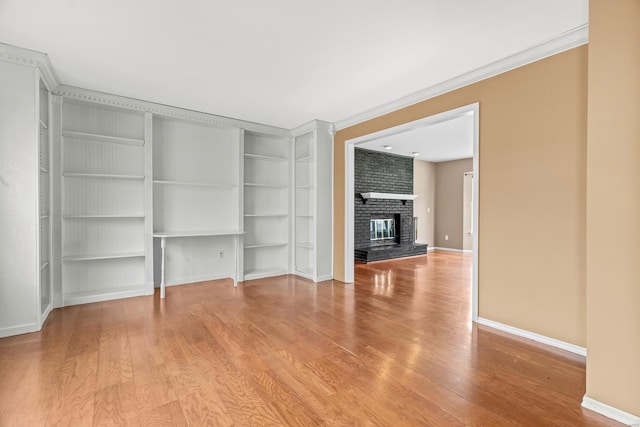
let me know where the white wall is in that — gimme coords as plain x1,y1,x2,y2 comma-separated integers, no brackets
0,61,38,336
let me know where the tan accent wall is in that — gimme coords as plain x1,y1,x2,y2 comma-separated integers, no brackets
412,160,435,247
586,0,640,416
434,158,473,249
334,46,588,346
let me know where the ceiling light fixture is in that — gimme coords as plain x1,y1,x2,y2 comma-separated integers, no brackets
412,152,420,156
384,145,392,150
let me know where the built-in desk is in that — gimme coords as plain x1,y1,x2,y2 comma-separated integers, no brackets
153,230,244,298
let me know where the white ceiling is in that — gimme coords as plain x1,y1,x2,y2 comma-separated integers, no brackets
358,113,473,162
0,1,587,129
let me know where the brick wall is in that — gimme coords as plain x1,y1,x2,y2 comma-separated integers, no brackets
354,148,415,248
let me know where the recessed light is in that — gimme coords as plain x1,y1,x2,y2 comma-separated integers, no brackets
412,152,420,156
383,145,392,150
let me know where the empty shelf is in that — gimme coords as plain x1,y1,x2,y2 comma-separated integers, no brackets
63,252,146,262
63,131,144,146
63,214,145,219
63,172,145,180
244,153,287,162
244,242,288,249
154,180,236,188
153,230,244,238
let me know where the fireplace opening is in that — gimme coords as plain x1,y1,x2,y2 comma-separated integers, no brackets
370,218,395,241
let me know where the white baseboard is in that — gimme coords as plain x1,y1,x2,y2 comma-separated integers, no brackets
315,274,333,282
165,274,232,287
0,322,39,338
431,247,466,253
582,396,640,426
476,317,587,356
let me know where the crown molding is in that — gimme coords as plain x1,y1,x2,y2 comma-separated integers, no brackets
0,43,60,91
334,24,589,131
291,119,335,137
54,84,290,137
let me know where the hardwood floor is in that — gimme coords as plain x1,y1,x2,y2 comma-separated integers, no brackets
0,251,622,426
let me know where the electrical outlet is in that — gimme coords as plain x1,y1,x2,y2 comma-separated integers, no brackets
445,235,449,241
219,251,224,258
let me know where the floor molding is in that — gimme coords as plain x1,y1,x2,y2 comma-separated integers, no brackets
476,317,587,357
431,247,467,253
582,396,640,426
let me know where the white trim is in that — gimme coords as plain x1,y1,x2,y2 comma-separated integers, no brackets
0,322,39,339
582,397,640,426
361,192,418,202
335,24,588,130
55,85,290,137
344,103,479,322
63,288,147,306
291,119,334,137
476,317,587,357
315,274,333,282
0,43,60,91
165,274,234,287
431,247,467,253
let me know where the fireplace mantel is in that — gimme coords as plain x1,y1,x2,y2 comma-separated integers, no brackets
360,192,418,205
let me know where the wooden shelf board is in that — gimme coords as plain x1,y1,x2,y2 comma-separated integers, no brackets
39,119,48,129
153,230,244,238
40,261,49,270
40,166,49,173
62,131,144,146
296,242,313,249
63,172,145,180
244,242,288,249
295,155,313,162
63,252,146,262
296,214,313,218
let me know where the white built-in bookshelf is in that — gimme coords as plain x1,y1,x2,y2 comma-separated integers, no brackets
153,117,241,291
38,80,52,318
60,101,152,305
242,131,291,280
293,123,333,282
294,132,315,278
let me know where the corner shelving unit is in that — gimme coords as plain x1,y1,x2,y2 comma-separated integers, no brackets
60,101,152,305
38,80,52,319
242,131,291,281
153,117,242,294
293,121,333,282
294,132,315,278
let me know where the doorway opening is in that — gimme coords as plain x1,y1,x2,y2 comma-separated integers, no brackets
344,103,479,321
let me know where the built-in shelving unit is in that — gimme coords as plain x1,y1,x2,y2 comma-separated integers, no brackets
243,131,291,281
293,122,333,282
60,101,152,305
153,117,241,289
38,80,52,318
294,132,315,277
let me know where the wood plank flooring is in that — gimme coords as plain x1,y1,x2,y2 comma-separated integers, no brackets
0,251,622,426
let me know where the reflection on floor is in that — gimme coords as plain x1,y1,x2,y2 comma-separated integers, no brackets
0,251,621,425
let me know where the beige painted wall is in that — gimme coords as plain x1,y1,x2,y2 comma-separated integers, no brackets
434,158,472,249
412,160,435,246
586,0,640,417
334,46,587,346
